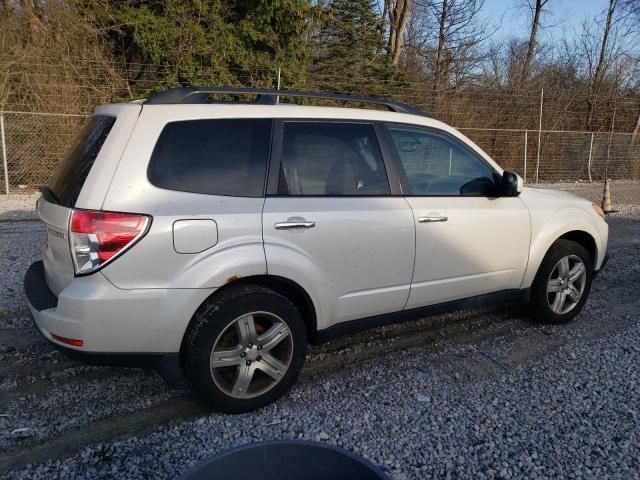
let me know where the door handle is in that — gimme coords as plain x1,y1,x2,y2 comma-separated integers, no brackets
418,216,448,223
274,221,315,230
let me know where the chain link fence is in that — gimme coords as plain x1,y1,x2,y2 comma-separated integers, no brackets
1,111,639,193
458,128,640,183
0,111,86,192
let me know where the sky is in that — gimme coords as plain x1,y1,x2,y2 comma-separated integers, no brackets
480,0,610,44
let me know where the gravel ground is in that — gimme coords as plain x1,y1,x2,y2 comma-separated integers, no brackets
0,181,638,479
0,191,43,313
534,181,640,217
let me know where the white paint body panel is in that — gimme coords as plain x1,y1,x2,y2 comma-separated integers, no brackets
36,197,73,296
98,105,268,289
518,187,608,286
263,197,415,330
35,104,142,295
27,272,214,352
101,192,266,289
405,196,531,308
31,102,609,354
75,104,142,209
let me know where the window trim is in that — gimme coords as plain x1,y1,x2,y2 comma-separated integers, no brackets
146,118,274,198
266,119,402,198
381,122,501,198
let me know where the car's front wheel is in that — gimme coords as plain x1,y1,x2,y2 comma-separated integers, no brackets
528,239,593,324
183,285,307,413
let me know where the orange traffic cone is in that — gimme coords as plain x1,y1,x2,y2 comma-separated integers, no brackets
601,179,612,213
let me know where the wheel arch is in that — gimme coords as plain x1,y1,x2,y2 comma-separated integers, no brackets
180,275,319,363
557,230,597,265
522,227,599,289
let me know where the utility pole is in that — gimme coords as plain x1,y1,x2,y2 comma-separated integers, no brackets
535,89,543,184
523,130,528,183
1,114,8,195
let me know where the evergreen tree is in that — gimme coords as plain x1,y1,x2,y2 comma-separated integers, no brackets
80,0,310,95
232,0,310,88
310,0,399,97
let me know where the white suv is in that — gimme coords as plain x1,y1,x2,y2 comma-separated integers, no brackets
24,88,609,413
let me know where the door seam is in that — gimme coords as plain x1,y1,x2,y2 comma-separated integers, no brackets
401,196,418,310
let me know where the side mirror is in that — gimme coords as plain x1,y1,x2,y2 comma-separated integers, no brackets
501,171,523,197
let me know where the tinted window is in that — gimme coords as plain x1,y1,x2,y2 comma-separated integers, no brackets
148,119,271,197
278,122,390,196
388,126,497,196
48,115,116,207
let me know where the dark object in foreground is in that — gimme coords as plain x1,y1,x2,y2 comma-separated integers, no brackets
178,440,390,480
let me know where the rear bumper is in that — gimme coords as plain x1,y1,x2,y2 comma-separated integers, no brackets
24,261,58,311
24,260,213,358
40,336,175,369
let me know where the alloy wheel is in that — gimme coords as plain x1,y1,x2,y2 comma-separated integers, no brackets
209,312,293,399
546,255,587,315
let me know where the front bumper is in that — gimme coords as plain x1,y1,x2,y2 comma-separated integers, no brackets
593,252,609,278
24,260,213,359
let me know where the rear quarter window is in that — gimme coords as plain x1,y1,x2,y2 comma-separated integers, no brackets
48,115,116,207
147,119,272,197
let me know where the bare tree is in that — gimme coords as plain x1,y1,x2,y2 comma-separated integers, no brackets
385,0,413,65
0,0,11,17
433,0,448,96
585,0,618,129
581,0,639,130
0,1,124,113
521,0,553,84
425,0,492,96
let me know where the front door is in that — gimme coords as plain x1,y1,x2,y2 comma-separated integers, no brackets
385,125,531,309
262,121,415,329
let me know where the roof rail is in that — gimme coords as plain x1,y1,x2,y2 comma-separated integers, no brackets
144,87,428,116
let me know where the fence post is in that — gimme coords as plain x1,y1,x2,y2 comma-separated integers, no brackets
523,130,528,183
587,133,594,182
535,89,543,184
1,114,8,195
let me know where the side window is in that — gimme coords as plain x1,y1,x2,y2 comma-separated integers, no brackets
148,119,271,197
388,126,498,196
277,122,390,196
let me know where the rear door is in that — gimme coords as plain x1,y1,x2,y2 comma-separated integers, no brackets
262,121,415,330
384,124,531,308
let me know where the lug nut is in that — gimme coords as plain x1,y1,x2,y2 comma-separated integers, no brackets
246,360,251,366
257,345,262,350
240,352,246,358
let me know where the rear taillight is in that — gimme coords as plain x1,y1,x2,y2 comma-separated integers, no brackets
51,333,84,347
69,209,150,275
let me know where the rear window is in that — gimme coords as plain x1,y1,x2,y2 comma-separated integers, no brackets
48,115,116,207
147,119,271,197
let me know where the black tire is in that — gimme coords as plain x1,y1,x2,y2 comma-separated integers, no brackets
528,239,593,324
183,285,307,413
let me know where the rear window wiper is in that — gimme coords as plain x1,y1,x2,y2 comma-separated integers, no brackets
39,186,61,205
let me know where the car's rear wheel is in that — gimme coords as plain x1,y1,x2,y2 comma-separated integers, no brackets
183,285,307,413
528,239,592,324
